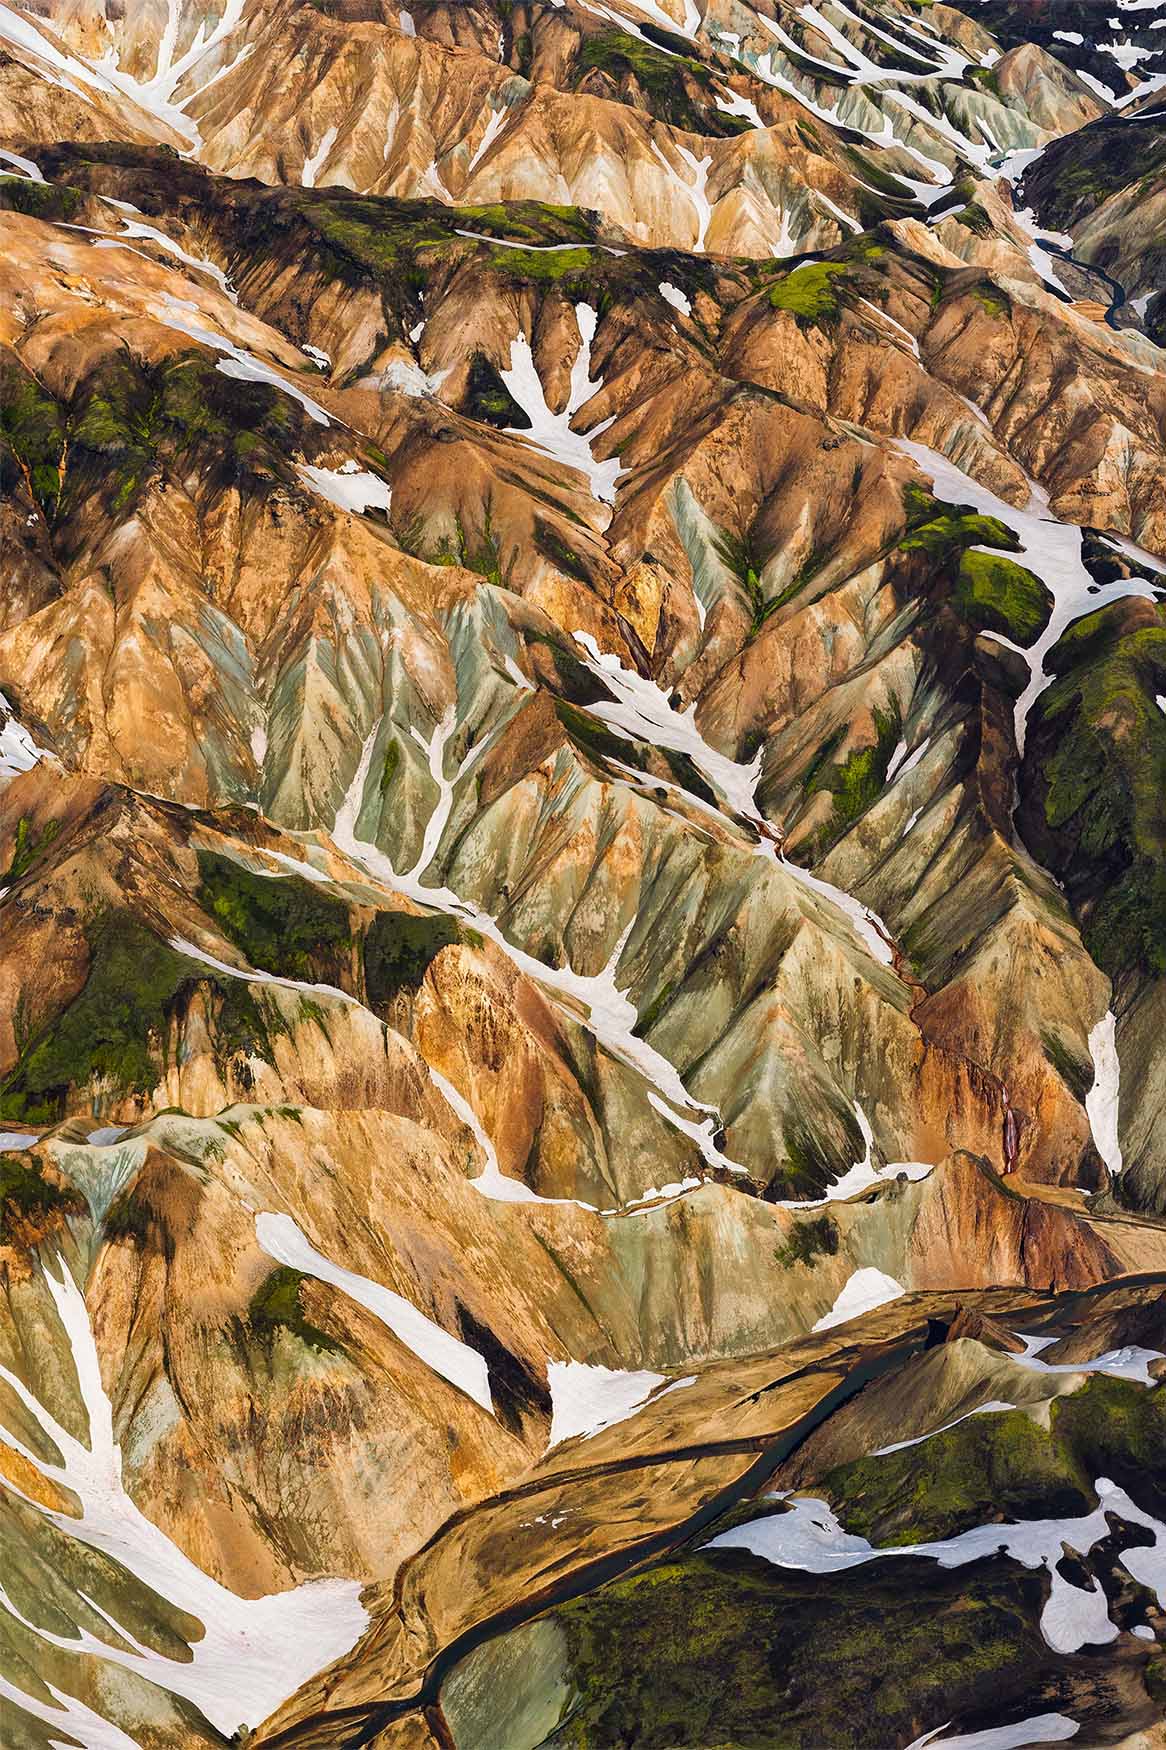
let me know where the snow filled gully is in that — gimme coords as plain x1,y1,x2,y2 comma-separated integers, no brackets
501,303,623,509
332,713,747,1184
0,1256,368,1740
571,632,897,968
324,636,912,1209
255,1212,494,1412
896,440,1161,759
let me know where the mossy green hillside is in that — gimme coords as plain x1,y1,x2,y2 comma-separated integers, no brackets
1020,602,1166,980
196,850,351,981
898,482,1022,560
0,1154,83,1243
546,1549,1056,1749
364,910,461,1005
826,1373,1166,1549
0,358,67,514
0,912,293,1122
3,816,61,885
0,916,200,1123
766,260,851,329
954,550,1052,647
802,700,902,852
0,175,83,223
823,1408,1091,1547
2,347,306,524
576,29,752,136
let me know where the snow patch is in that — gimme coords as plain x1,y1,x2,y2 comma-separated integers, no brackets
151,295,333,425
812,1267,905,1332
570,633,896,968
1012,1331,1163,1388
547,1361,673,1445
0,689,53,782
709,1476,1166,1659
256,1212,494,1412
896,441,1158,755
659,280,692,316
501,303,622,505
297,462,392,515
905,1714,1079,1749
1085,1010,1123,1177
302,125,339,187
0,1256,367,1735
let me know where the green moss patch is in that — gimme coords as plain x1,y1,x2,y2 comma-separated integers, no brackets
803,701,902,851
0,175,83,223
247,1264,347,1357
70,348,299,512
576,29,750,135
970,280,1012,320
464,351,529,429
3,816,61,884
364,910,460,1005
767,260,851,329
1018,602,1166,981
898,483,1022,560
774,1212,838,1269
0,916,198,1123
0,356,66,515
0,909,300,1122
824,1409,1090,1547
196,850,351,981
1052,1374,1166,1516
547,1549,1055,1748
769,1106,864,1201
0,1154,81,1243
954,550,1052,647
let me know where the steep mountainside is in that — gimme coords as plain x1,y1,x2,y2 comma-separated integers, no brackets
3,0,1166,1745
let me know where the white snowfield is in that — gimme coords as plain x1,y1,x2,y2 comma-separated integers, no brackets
708,1475,1166,1658
1085,1010,1123,1177
0,144,45,181
546,1360,694,1446
501,304,623,507
169,933,358,1007
1011,1331,1164,1389
659,280,693,316
116,216,236,298
0,1256,368,1738
301,123,338,187
811,1266,906,1331
256,1211,494,1413
297,460,393,515
0,688,54,783
905,1713,1079,1750
95,0,250,148
0,0,135,110
781,1101,934,1207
